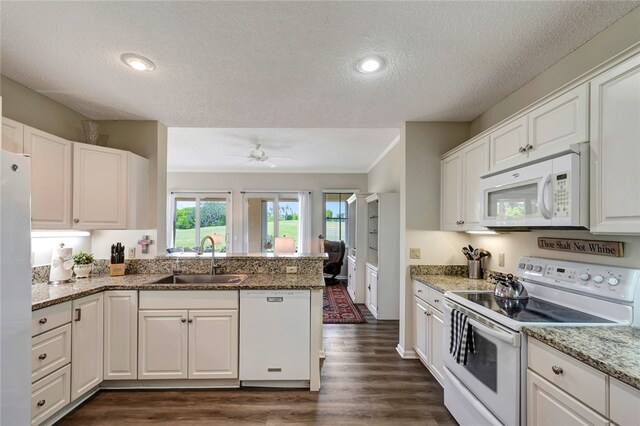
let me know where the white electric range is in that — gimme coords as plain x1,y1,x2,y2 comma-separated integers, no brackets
443,256,640,426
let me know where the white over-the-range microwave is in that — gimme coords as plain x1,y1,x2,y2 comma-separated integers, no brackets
480,143,589,229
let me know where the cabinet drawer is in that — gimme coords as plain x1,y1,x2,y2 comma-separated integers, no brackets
139,290,238,310
610,378,640,426
31,324,71,383
413,280,430,302
32,302,71,337
31,364,71,426
528,338,607,414
427,289,444,313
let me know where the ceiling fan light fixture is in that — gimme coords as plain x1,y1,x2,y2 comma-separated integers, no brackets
356,55,385,74
121,53,156,72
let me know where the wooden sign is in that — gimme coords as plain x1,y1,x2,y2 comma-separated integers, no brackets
537,237,623,257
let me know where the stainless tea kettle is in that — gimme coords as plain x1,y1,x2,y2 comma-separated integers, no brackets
493,273,529,300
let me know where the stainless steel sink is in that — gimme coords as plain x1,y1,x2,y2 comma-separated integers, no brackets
150,274,248,285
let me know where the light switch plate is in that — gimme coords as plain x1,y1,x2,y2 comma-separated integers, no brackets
128,247,136,259
409,248,421,259
498,252,505,267
286,266,298,274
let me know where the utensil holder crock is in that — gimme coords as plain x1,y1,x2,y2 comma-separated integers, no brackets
468,260,482,279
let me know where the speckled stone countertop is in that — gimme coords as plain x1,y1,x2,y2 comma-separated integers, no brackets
32,273,325,311
523,326,640,390
411,274,496,293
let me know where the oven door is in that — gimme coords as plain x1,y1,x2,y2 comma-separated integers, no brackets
443,300,521,426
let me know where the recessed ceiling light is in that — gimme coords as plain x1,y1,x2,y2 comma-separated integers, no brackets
121,53,156,71
356,56,385,74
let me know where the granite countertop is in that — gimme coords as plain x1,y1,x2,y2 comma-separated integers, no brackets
32,273,325,310
523,326,640,391
411,274,496,293
164,252,328,259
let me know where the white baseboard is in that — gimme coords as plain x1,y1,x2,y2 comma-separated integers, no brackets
396,344,419,359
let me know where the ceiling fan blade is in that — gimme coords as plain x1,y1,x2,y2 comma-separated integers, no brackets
268,155,291,161
224,154,249,158
262,160,278,168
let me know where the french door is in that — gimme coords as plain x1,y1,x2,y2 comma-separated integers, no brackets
243,193,299,253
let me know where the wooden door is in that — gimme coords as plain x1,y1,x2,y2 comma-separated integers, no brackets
24,126,72,229
138,310,188,379
188,310,238,379
71,293,103,401
103,291,138,380
73,143,127,229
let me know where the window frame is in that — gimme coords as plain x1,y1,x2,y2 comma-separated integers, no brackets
322,190,357,245
168,191,233,252
242,191,301,253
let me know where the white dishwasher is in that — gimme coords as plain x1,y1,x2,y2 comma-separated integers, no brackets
239,290,310,383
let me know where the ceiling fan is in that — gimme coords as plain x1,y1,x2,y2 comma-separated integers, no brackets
226,142,290,168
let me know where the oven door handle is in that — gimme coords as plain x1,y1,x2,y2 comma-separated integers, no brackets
467,317,521,347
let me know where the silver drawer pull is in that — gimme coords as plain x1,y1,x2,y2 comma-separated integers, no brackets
74,308,81,322
39,318,48,325
37,399,46,407
267,297,283,302
268,368,282,372
551,366,564,375
38,353,47,360
434,299,440,303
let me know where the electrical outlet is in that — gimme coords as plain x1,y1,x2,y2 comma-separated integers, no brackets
498,252,505,267
128,247,136,259
409,248,421,259
286,266,298,274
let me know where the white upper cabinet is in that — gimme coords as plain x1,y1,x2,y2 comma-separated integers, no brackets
73,143,148,230
2,117,25,153
528,84,588,156
590,53,640,234
441,136,489,231
489,116,528,171
24,126,73,229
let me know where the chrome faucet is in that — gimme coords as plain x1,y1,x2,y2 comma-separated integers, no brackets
198,235,220,275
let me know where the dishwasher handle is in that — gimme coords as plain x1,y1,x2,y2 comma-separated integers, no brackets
267,297,284,302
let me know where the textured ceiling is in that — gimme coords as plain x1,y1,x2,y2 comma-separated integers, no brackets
1,1,638,128
167,127,399,173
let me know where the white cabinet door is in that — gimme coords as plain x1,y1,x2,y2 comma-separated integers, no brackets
138,310,188,380
529,84,588,157
103,291,138,380
527,370,609,426
489,116,528,171
590,54,640,234
461,137,489,230
2,117,24,153
428,307,445,385
347,257,356,301
367,266,378,318
24,126,73,229
188,310,238,380
413,297,428,362
609,378,640,426
441,152,463,230
71,293,103,401
73,143,127,229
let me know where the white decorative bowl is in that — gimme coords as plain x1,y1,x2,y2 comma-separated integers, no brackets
74,264,92,278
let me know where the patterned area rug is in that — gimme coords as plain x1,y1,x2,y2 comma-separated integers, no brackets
323,283,367,324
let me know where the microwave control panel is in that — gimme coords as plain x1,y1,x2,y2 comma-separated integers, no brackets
553,172,571,218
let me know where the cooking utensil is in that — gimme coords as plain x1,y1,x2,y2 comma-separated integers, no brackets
462,247,472,260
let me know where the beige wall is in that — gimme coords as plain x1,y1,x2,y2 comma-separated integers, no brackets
1,75,89,141
167,172,368,252
470,6,640,136
367,139,403,193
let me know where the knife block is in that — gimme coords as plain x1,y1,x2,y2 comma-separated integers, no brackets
110,263,125,276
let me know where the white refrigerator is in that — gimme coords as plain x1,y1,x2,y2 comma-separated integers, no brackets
1,151,32,425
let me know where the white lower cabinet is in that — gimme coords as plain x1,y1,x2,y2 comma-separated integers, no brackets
347,256,356,301
138,291,239,381
365,264,378,318
609,378,640,426
412,281,444,386
527,370,609,426
31,364,71,426
104,291,138,380
71,293,103,401
139,310,189,379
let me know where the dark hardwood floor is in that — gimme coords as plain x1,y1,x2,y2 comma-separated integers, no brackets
58,305,456,425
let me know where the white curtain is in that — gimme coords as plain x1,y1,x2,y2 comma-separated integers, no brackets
298,191,312,253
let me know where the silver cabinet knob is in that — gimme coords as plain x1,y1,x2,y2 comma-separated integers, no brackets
74,218,80,223
551,366,563,375
181,318,187,323
519,146,526,153
39,353,47,360
434,299,440,303
37,400,46,407
39,318,47,325
188,319,193,323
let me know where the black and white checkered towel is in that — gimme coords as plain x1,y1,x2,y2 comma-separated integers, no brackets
449,309,476,365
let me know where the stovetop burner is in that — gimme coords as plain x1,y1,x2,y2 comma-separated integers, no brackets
455,291,614,323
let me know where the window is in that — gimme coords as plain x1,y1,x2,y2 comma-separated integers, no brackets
243,193,300,253
323,193,350,243
169,192,231,252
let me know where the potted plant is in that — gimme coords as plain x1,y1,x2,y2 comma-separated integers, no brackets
73,251,94,278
